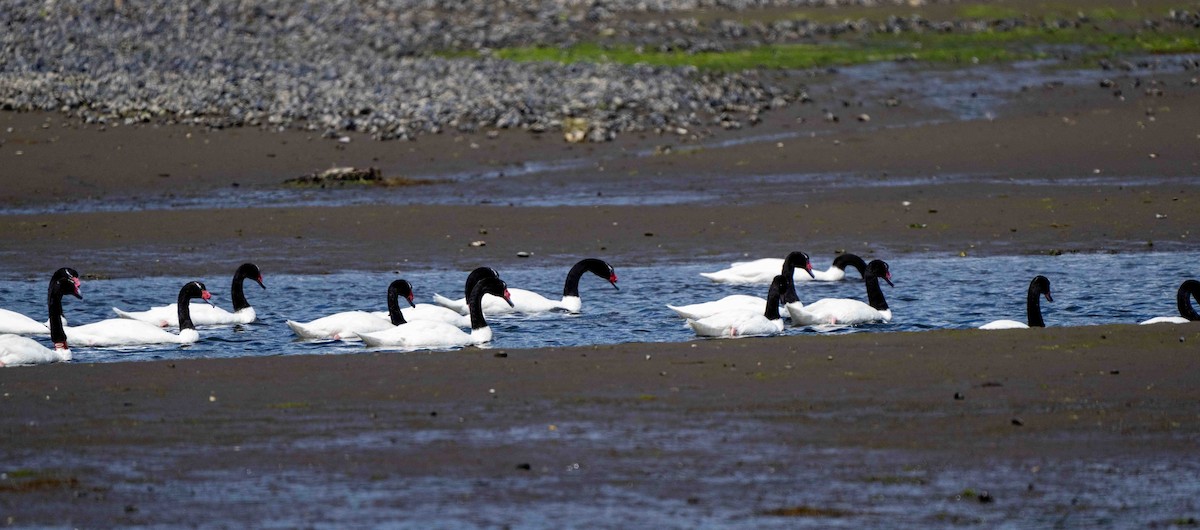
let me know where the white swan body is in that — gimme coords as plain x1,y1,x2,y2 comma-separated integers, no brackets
68,320,201,346
979,319,1029,330
433,259,617,315
372,304,470,328
286,311,393,341
113,304,255,328
687,311,784,338
669,295,767,321
433,289,578,316
360,319,493,349
113,263,265,327
289,279,417,341
687,275,789,338
1139,280,1200,325
788,300,893,326
362,277,513,350
980,275,1053,331
703,253,865,285
0,308,55,335
67,281,211,347
787,259,894,327
0,334,71,367
1139,316,1190,325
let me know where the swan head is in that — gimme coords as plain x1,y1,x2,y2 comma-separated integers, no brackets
51,267,83,299
464,267,501,298
388,279,417,308
866,260,893,287
478,278,514,307
783,251,815,278
585,259,619,290
1030,275,1053,302
237,263,266,290
182,281,212,304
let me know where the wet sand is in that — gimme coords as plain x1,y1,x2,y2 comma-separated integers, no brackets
2,61,1200,524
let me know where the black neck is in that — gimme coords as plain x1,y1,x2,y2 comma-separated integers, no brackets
47,282,67,345
834,254,868,278
387,290,407,326
865,275,889,311
231,271,251,311
1178,280,1200,321
467,282,494,331
177,287,197,330
778,260,800,305
764,281,783,321
563,259,604,298
1026,286,1045,328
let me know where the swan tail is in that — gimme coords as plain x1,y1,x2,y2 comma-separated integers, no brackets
432,293,468,315
286,320,326,339
687,319,730,338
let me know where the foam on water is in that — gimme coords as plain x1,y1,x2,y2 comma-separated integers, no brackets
1,250,1196,363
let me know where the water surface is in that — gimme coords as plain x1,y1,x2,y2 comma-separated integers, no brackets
1,250,1195,364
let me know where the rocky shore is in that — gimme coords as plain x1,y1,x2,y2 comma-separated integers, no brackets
3,1,1197,144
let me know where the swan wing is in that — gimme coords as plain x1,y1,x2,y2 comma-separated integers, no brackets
0,334,70,366
0,308,51,335
1138,316,1190,325
431,294,469,315
699,260,779,285
688,311,779,338
286,311,392,341
979,319,1029,330
360,320,471,349
67,319,192,346
794,298,886,326
668,295,766,320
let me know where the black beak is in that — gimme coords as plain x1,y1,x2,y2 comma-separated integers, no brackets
1044,291,1053,303
256,276,266,289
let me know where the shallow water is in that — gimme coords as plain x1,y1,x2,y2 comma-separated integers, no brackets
1,250,1196,364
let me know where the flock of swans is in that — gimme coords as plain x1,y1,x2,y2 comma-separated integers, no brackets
1,252,1197,367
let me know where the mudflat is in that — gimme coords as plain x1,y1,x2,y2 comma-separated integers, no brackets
3,7,1200,528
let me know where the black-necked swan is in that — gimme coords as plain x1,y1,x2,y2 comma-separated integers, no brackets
286,279,416,341
0,267,79,335
361,277,514,349
687,275,789,338
668,251,814,320
67,281,213,347
787,260,894,326
433,259,618,315
113,263,266,327
0,268,80,367
702,253,866,284
979,275,1053,330
1139,279,1200,325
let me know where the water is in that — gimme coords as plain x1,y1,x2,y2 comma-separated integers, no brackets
2,250,1195,364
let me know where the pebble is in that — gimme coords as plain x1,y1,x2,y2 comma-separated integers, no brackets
3,2,1194,143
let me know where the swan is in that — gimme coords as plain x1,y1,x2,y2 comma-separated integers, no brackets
67,281,212,347
979,275,1053,330
433,259,617,315
668,251,814,320
0,268,79,335
113,263,266,327
687,275,789,338
286,280,415,341
1139,280,1200,325
0,268,80,367
787,260,894,326
361,278,514,349
702,253,866,285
